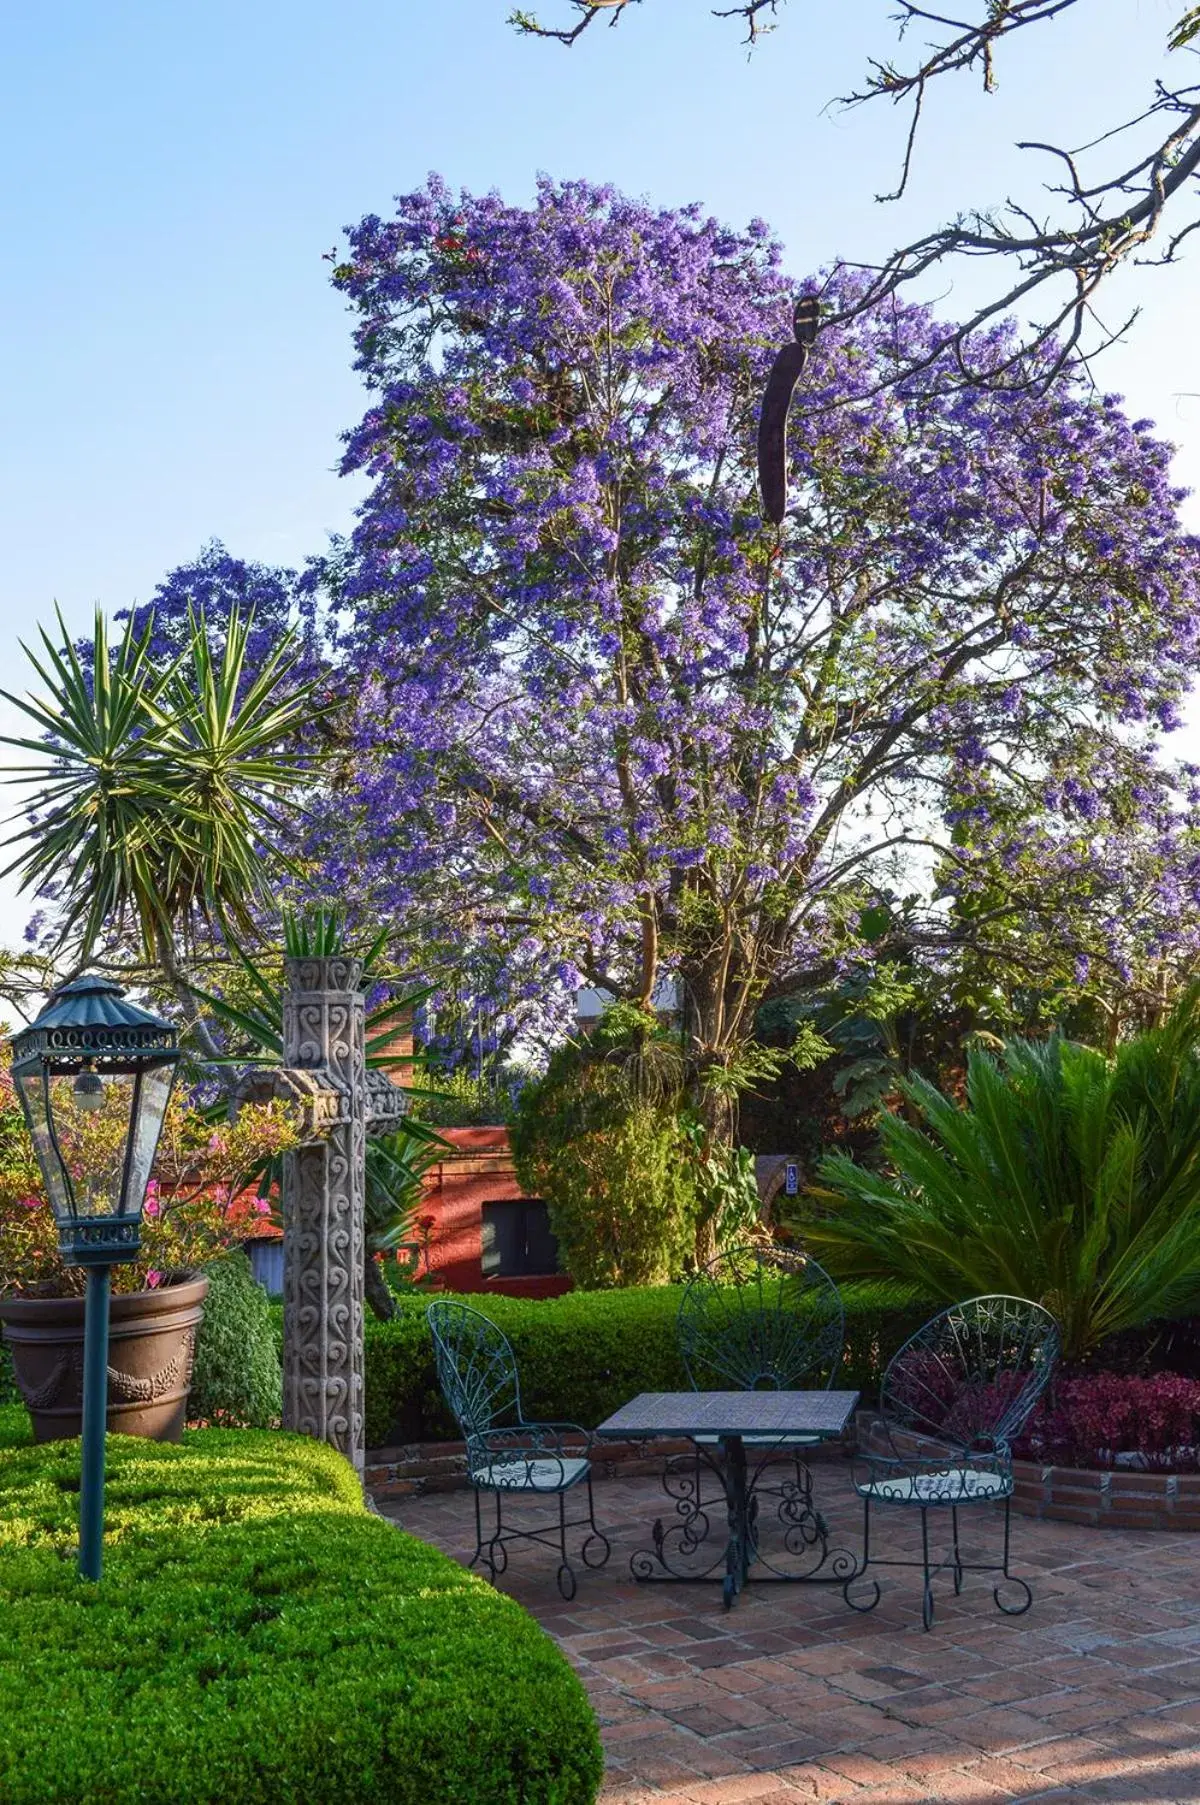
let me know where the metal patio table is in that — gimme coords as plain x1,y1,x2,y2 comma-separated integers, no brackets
596,1390,860,1609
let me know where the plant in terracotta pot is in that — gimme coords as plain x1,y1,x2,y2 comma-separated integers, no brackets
0,1046,298,1441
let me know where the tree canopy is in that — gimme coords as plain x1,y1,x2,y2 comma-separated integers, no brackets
305,175,1200,1103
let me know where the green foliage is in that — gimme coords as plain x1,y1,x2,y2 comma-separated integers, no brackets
411,1066,519,1127
0,1404,29,1449
684,1132,763,1251
0,606,324,960
1170,6,1200,50
512,1048,699,1287
0,1430,601,1805
702,1029,833,1110
364,1280,929,1449
188,1252,283,1428
808,991,1200,1361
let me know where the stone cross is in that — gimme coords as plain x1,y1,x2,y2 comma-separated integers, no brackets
237,955,408,1475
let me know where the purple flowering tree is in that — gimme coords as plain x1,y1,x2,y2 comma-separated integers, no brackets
311,175,1200,1137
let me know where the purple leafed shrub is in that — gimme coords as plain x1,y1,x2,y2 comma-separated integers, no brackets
1014,1371,1200,1472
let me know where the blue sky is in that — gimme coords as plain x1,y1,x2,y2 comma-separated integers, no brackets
0,0,1196,948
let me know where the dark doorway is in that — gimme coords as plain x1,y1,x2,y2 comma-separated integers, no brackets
481,1200,560,1277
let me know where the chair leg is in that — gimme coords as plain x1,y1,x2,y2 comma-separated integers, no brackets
469,1487,485,1572
485,1489,507,1579
920,1507,934,1630
843,1494,880,1614
581,1468,612,1569
951,1504,963,1595
993,1495,1033,1616
556,1489,578,1600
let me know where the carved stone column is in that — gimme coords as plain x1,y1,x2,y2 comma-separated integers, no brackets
281,955,366,1473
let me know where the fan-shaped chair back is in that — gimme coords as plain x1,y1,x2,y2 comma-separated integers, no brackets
679,1244,844,1394
882,1295,1060,1452
428,1300,523,1441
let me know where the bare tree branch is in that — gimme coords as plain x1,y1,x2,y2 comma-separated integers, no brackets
510,0,783,45
513,0,1200,392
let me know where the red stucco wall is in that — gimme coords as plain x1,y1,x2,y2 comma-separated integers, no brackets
416,1126,571,1299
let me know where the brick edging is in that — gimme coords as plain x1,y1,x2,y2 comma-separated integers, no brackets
1011,1458,1200,1531
366,1436,706,1501
365,1430,853,1502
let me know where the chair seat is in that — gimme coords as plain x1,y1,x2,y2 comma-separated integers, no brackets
691,1433,821,1448
857,1466,1012,1506
472,1456,591,1493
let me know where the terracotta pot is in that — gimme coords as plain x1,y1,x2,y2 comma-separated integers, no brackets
0,1274,208,1443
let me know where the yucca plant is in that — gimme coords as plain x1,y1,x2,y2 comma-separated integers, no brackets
806,988,1200,1361
1,604,325,964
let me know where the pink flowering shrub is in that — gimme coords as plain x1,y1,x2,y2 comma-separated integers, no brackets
1014,1372,1200,1472
0,1046,299,1297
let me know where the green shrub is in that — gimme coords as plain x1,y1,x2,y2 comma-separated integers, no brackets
0,1404,29,1450
0,1429,601,1804
188,1251,283,1428
366,1279,929,1449
512,1049,699,1287
809,993,1200,1361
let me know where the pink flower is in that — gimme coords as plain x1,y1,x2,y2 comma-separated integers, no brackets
143,1198,161,1219
18,1196,42,1211
254,1196,271,1216
145,1270,163,1289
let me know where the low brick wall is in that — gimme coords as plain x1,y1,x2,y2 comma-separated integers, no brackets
366,1433,853,1503
1012,1460,1200,1531
366,1436,704,1502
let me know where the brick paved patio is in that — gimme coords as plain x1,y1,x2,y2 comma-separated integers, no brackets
375,1458,1200,1804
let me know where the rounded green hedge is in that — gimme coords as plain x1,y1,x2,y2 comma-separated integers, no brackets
0,1430,601,1804
189,1250,283,1428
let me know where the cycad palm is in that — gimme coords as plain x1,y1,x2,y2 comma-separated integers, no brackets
807,991,1200,1360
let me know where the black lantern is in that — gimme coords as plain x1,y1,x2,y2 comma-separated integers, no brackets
10,974,179,1265
9,974,179,1582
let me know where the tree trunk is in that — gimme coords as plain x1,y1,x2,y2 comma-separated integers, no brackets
679,961,739,1269
364,1248,396,1321
153,927,235,1087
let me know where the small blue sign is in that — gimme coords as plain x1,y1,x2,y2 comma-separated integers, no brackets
784,1162,799,1196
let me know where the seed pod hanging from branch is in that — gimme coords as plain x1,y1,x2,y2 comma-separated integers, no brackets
757,296,819,527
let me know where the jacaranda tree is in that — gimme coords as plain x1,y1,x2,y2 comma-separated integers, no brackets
296,175,1200,1149
303,175,1200,1145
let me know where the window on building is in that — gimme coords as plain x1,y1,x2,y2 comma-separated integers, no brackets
480,1200,560,1278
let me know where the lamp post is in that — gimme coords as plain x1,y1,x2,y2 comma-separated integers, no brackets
9,975,179,1580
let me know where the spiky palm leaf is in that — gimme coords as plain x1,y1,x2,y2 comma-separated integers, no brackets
1,604,325,959
806,990,1200,1360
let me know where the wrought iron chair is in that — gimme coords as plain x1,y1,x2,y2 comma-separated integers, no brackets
651,1244,846,1578
844,1294,1060,1630
427,1300,610,1599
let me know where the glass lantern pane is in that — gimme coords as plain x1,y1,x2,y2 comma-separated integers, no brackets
120,1060,175,1218
43,1071,138,1219
13,1067,73,1223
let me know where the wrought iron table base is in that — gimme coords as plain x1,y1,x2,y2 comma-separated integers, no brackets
631,1436,858,1609
472,1474,611,1601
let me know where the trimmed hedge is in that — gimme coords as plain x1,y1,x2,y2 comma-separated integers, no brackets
189,1251,283,1428
0,1429,601,1804
366,1280,929,1449
0,1404,29,1450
